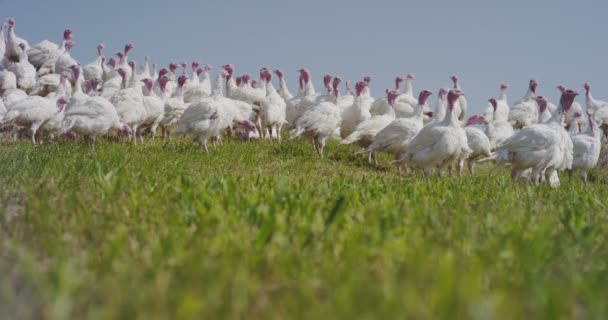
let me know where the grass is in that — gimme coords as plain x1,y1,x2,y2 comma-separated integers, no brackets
1,137,608,319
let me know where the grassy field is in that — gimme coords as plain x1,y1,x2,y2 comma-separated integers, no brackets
1,137,608,319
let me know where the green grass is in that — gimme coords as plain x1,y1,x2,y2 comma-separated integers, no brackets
1,137,608,319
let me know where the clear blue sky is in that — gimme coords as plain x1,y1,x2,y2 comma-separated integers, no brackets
3,0,607,114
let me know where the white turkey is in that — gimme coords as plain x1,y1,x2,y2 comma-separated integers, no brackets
27,28,73,76
274,69,293,101
259,69,287,142
6,43,36,92
369,76,404,116
340,81,372,138
4,18,30,63
290,76,342,157
63,82,131,148
83,44,105,81
53,40,77,76
0,70,28,108
177,70,256,151
583,82,608,139
484,98,514,150
557,85,585,129
361,89,433,163
139,78,165,141
2,95,66,144
159,75,188,138
483,84,509,122
450,75,467,121
534,96,553,124
341,86,397,163
176,71,225,152
393,74,420,118
482,90,577,187
432,88,448,122
462,117,492,175
508,79,538,129
393,89,472,181
137,56,152,81
183,68,209,104
569,110,601,184
110,68,146,143
0,23,6,62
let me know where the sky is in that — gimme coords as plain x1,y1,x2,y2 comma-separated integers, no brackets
2,0,608,114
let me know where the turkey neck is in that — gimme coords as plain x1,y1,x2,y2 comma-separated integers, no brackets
499,90,507,102
265,80,277,96
304,79,316,97
212,74,223,97
585,88,596,107
434,97,446,121
523,87,536,101
404,79,413,97
279,78,293,99
74,73,84,96
413,103,426,122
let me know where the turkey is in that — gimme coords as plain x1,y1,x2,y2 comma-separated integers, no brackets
432,88,448,122
483,84,509,122
290,76,342,157
393,74,420,118
27,28,73,76
449,75,467,121
6,43,36,92
176,71,225,152
534,96,553,124
482,90,577,187
176,70,256,151
341,86,397,164
4,18,30,63
569,110,602,184
222,64,266,105
40,96,69,140
340,81,372,138
288,70,334,127
0,23,5,62
116,44,136,82
462,117,492,175
274,69,293,101
139,77,166,141
285,69,310,126
53,40,77,76
137,56,152,80
0,98,6,121
2,95,66,144
508,79,538,129
183,68,209,104
0,70,28,108
29,69,73,98
393,89,472,181
63,82,131,148
159,74,188,138
200,65,212,96
583,82,608,139
485,98,514,150
360,89,433,163
557,85,585,129
110,68,146,142
103,57,116,82
83,44,105,81
259,69,287,142
42,71,70,99
369,76,405,116
298,70,332,111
